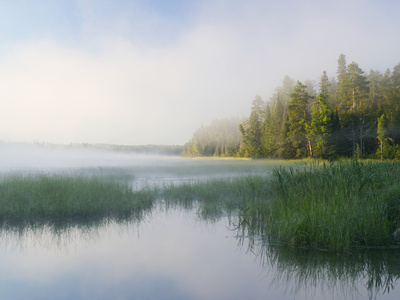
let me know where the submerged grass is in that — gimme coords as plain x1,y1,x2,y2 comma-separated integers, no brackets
260,160,400,251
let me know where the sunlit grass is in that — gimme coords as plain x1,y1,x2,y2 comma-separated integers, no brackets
0,173,156,225
2,159,400,252
254,160,400,251
161,176,271,219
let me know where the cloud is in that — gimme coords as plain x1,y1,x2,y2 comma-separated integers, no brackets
0,0,399,145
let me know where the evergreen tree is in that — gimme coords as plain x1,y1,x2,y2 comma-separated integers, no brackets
347,62,369,110
239,96,265,158
319,71,331,98
305,94,332,158
368,69,383,109
304,79,317,98
184,56,400,160
377,114,386,160
262,103,274,157
287,81,311,157
336,54,352,110
276,75,295,104
270,93,287,157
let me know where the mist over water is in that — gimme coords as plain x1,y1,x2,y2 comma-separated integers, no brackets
0,143,276,187
0,143,173,172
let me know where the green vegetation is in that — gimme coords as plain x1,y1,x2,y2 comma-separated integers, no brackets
0,174,155,225
2,159,400,252
240,160,400,251
162,176,270,219
184,55,400,159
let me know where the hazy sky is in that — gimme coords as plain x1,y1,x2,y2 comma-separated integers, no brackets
0,0,399,145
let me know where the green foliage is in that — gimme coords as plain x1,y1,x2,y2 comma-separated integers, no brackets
0,174,156,224
239,96,266,158
184,55,400,159
286,81,311,157
255,161,400,251
162,176,271,219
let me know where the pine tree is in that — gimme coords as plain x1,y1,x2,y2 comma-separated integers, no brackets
377,114,386,161
319,71,331,98
287,81,311,157
305,94,332,158
336,54,351,110
239,96,265,158
347,62,369,110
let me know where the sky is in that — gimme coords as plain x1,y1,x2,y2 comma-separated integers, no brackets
0,0,399,146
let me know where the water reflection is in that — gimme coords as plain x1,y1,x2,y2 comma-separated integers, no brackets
1,204,400,300
236,235,400,300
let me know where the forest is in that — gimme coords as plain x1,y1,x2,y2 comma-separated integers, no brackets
183,54,400,159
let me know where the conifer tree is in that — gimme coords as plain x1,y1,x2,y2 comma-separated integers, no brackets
305,94,332,158
319,71,331,98
347,62,369,110
239,96,265,158
287,81,311,157
377,114,386,161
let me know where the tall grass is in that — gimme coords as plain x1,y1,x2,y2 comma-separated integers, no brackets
261,160,400,251
3,160,400,252
161,176,271,219
0,173,156,225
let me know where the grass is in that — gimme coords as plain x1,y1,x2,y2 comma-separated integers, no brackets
2,159,400,252
0,170,272,226
254,160,400,251
0,173,156,225
161,176,271,219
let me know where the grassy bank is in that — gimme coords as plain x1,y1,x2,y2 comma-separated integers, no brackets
257,160,400,251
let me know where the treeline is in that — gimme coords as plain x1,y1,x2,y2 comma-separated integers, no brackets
80,143,183,156
183,54,400,159
182,118,242,157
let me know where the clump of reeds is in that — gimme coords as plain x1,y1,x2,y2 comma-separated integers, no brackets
161,176,271,219
262,160,400,251
0,173,156,224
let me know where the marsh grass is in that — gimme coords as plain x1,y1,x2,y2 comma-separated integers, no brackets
0,173,156,226
3,159,400,252
161,176,271,219
259,160,400,251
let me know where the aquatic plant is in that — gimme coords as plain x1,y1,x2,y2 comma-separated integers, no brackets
0,173,156,225
257,160,400,251
161,175,271,219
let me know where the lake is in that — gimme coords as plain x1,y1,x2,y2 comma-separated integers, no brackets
0,146,399,299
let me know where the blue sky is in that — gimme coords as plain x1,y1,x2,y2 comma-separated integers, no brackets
0,0,399,145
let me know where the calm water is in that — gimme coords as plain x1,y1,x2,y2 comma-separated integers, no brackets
1,204,400,300
1,146,400,299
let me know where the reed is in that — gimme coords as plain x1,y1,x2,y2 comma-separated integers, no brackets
261,160,400,251
0,173,156,224
161,176,271,219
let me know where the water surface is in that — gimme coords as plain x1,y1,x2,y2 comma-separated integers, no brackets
0,147,399,299
1,204,400,300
